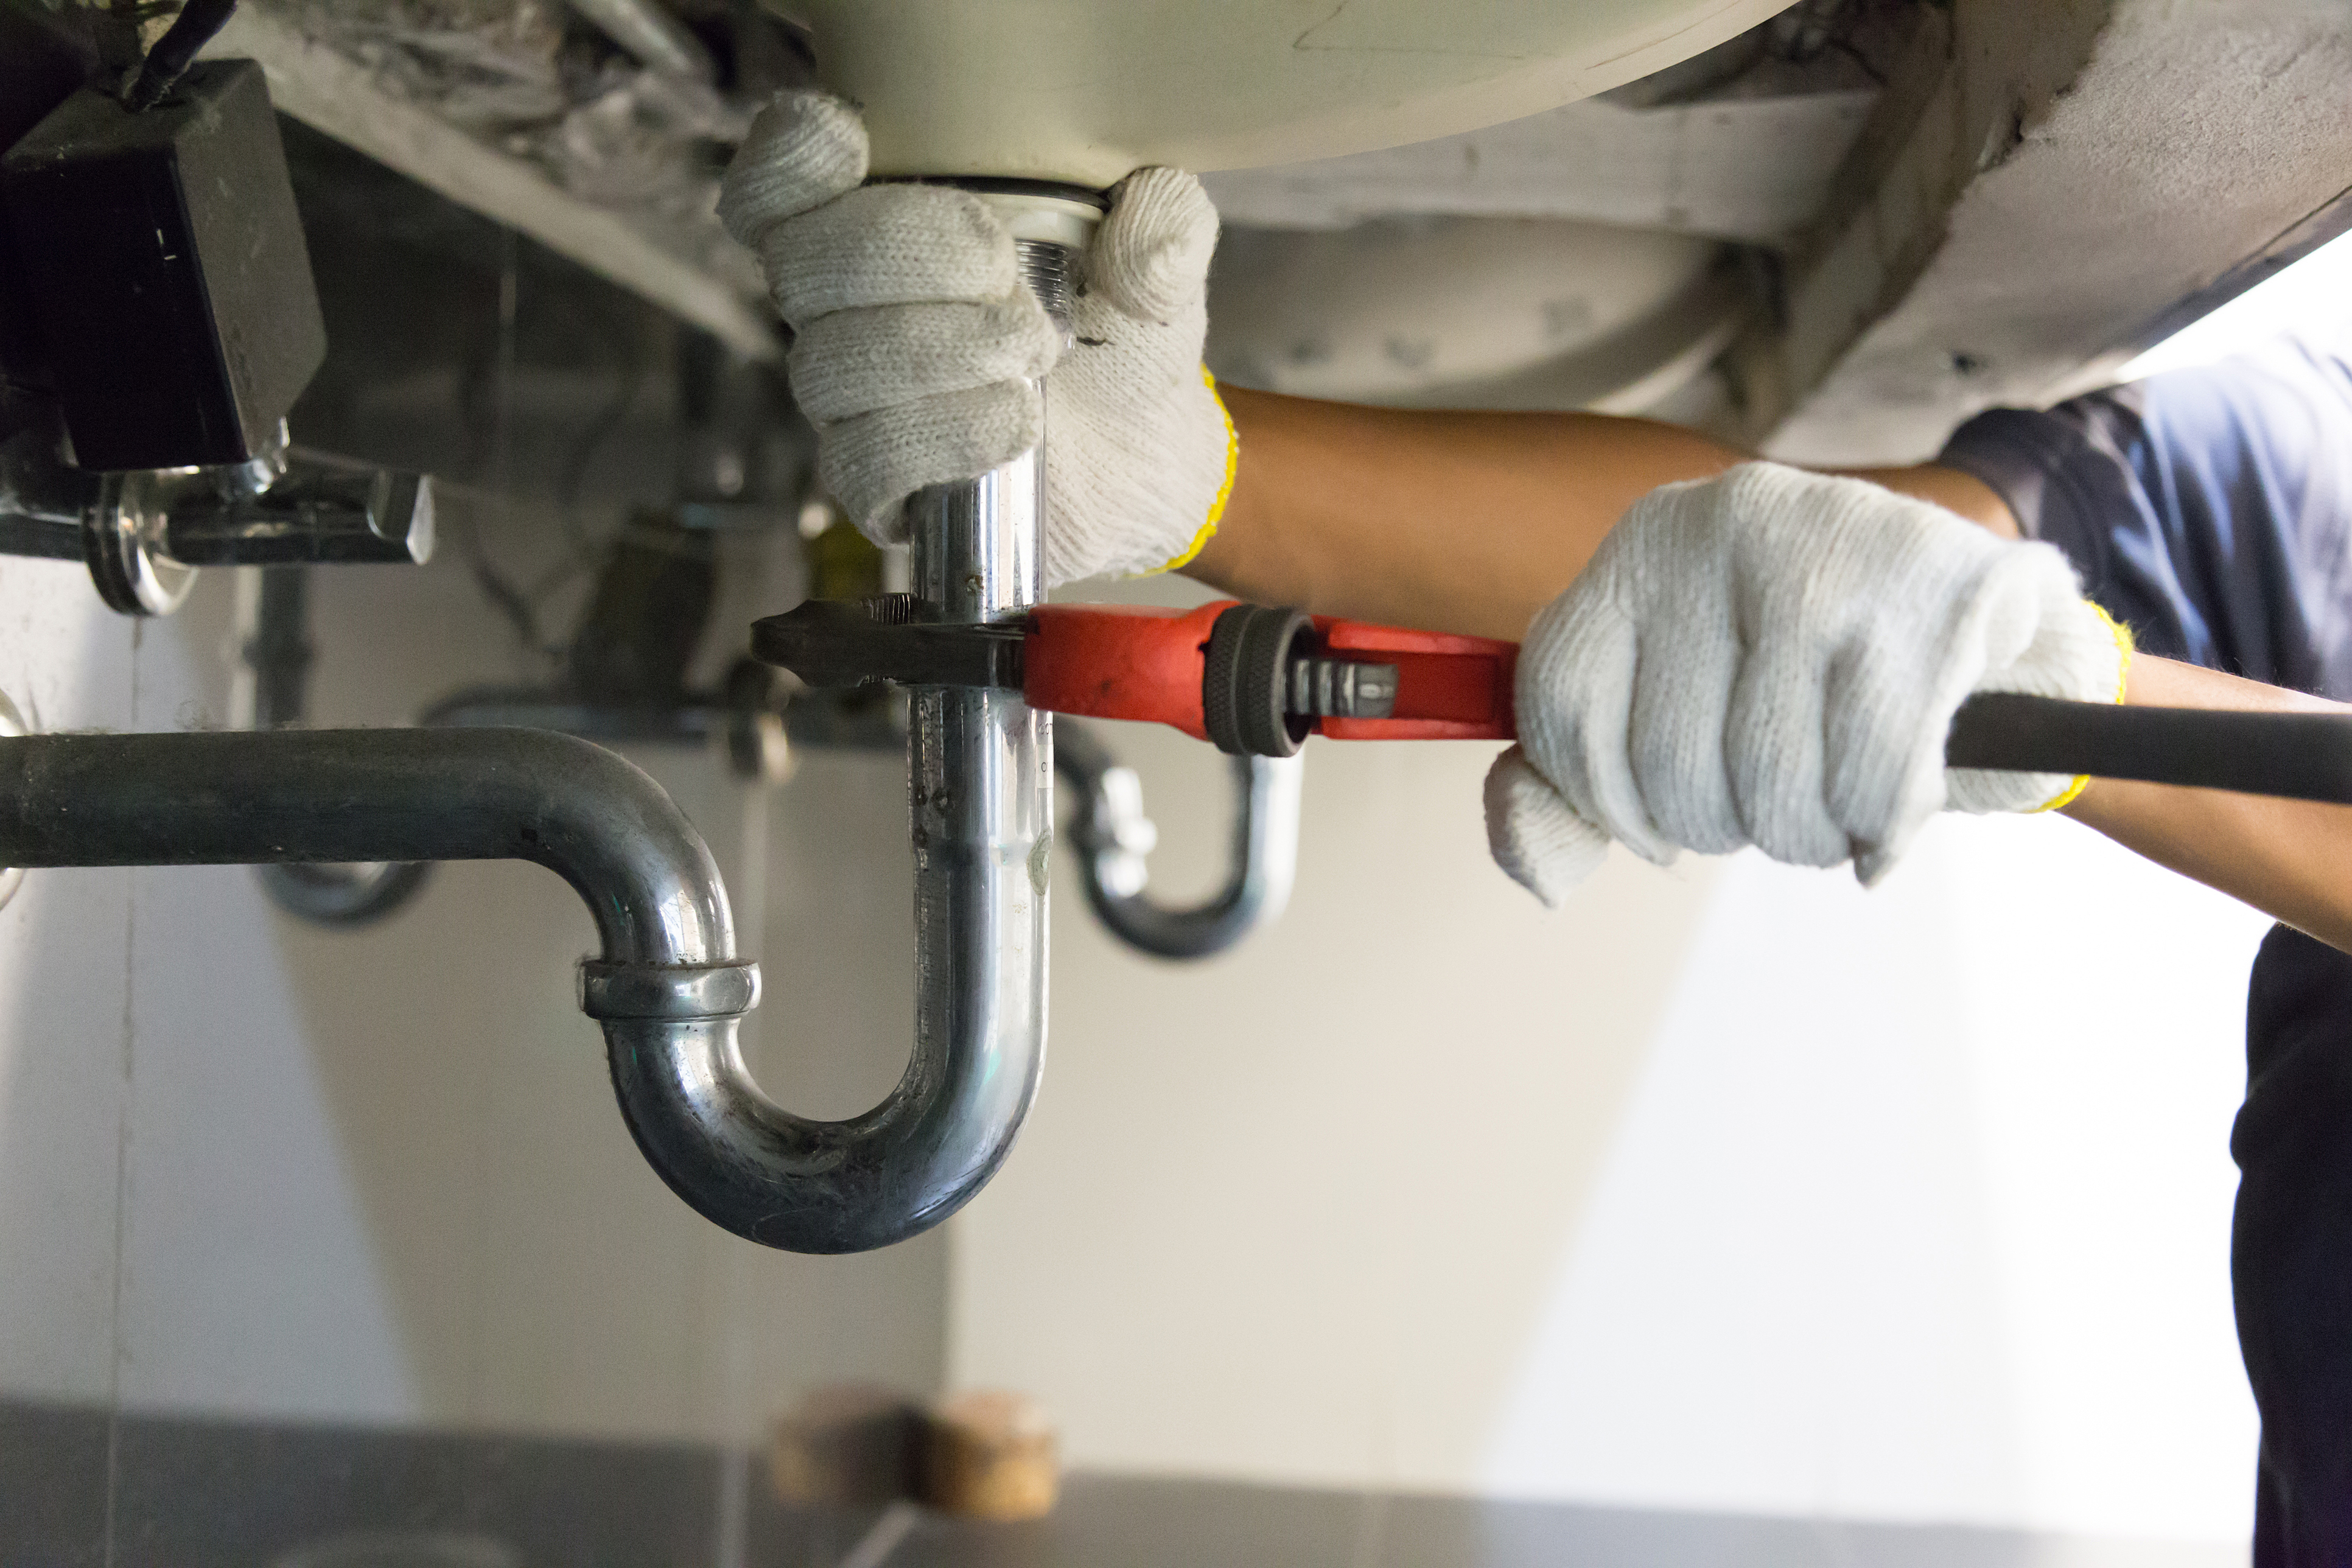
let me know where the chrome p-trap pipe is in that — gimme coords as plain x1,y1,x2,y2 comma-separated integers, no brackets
634,203,1085,1248
0,726,802,1220
0,209,1089,1255
608,209,1083,1250
0,718,1001,1253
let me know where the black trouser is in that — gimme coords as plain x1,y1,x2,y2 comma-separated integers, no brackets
2236,925,2352,1561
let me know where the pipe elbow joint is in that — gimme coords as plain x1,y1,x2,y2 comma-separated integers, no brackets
590,984,1031,1254
579,908,1037,1256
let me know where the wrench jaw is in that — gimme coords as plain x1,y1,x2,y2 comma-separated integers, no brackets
749,595,1026,691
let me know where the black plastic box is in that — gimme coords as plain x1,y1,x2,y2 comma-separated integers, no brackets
1,58,325,471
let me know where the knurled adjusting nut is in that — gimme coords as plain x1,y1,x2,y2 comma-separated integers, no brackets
1202,603,1312,758
578,960,762,1020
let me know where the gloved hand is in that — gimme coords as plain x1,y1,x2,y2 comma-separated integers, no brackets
718,91,1236,586
1485,462,2133,905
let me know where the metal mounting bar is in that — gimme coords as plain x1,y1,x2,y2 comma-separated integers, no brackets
162,455,435,569
420,658,805,785
565,0,719,82
0,422,432,617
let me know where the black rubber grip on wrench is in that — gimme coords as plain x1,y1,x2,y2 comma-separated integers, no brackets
1946,692,2352,807
1202,604,1312,757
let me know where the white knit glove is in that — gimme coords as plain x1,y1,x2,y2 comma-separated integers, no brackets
718,91,1236,586
1486,463,2132,906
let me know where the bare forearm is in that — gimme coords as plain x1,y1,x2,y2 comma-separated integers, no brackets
2063,657,2352,953
1190,387,2015,639
1190,390,1741,640
1186,387,2352,950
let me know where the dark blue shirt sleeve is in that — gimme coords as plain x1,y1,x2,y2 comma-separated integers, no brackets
1944,334,2352,1552
1937,334,2352,700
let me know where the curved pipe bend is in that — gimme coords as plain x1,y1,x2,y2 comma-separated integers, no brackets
0,726,1020,1254
1057,723,1301,961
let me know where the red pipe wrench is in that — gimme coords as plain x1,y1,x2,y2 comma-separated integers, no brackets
751,595,1516,757
754,593,2352,806
1023,601,1516,755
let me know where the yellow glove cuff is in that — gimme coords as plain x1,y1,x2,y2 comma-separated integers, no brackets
2028,601,2135,813
1138,366,1237,577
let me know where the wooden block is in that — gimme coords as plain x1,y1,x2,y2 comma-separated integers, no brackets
770,1383,919,1510
917,1390,1060,1521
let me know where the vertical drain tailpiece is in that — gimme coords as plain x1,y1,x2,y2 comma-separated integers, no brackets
870,201,1096,1244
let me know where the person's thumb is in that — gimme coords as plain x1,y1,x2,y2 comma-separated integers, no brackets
720,89,869,250
1485,747,1611,908
1087,167,1217,324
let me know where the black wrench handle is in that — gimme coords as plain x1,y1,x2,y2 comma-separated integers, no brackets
1947,693,2352,807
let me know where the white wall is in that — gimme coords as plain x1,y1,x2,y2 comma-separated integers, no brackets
1477,820,2261,1539
947,583,2265,1545
0,549,942,1441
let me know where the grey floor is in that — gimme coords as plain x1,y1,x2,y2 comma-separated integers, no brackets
0,1401,2242,1568
877,1477,2244,1568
